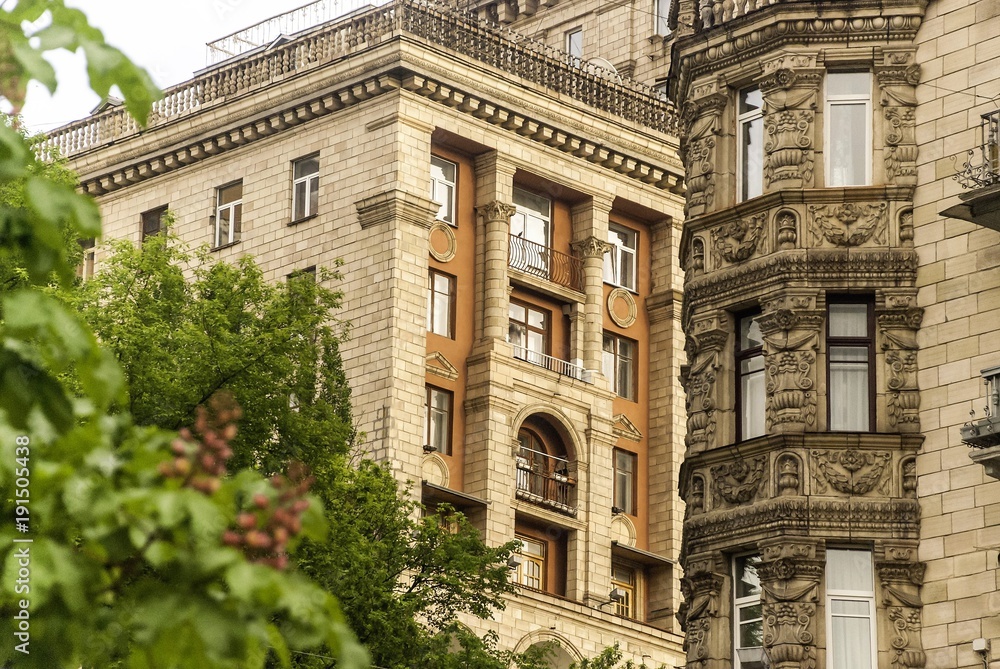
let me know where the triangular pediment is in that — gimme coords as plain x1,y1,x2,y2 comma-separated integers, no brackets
612,414,642,442
426,351,459,381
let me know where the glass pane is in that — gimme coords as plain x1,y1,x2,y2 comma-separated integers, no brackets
741,115,763,199
432,296,450,335
741,367,765,439
739,87,762,114
829,363,869,431
527,330,545,356
827,72,869,97
509,303,525,323
620,250,635,289
528,308,546,330
618,357,634,399
519,537,544,557
734,555,761,598
294,180,307,219
437,183,453,222
431,156,455,183
739,618,763,648
830,614,872,669
741,354,764,375
603,348,615,382
656,0,671,34
218,182,242,205
513,188,550,218
832,599,870,616
612,564,634,584
509,322,526,349
566,29,583,58
294,156,319,179
232,204,242,235
829,102,868,186
830,346,868,363
739,604,762,623
217,207,231,245
827,550,873,592
308,176,319,216
740,314,763,350
829,303,868,337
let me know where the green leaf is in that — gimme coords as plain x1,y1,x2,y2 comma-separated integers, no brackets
13,43,56,93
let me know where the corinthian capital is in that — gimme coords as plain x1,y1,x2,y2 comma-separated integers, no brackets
571,236,614,258
476,201,516,222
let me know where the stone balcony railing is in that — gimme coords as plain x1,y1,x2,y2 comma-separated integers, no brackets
40,0,676,160
676,0,780,31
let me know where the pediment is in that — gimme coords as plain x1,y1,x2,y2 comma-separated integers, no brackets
612,414,642,442
426,351,459,381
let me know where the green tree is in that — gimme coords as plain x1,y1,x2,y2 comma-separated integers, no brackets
570,643,668,669
0,3,367,667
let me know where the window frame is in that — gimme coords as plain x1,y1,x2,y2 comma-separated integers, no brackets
214,180,243,249
427,269,456,339
291,154,320,222
655,0,671,36
514,534,547,591
825,72,872,187
603,332,637,401
611,562,638,619
430,155,457,227
826,296,875,432
141,205,168,241
508,299,550,364
604,223,638,291
78,238,96,280
565,27,583,60
612,448,637,515
737,86,764,202
735,310,765,441
825,548,877,669
424,385,453,456
733,553,763,669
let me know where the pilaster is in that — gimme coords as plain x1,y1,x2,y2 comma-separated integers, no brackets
474,152,517,349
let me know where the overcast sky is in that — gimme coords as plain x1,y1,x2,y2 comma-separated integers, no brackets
21,0,316,133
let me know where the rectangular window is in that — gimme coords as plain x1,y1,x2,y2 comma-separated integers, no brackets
424,386,452,456
826,549,876,669
603,333,636,401
655,0,671,35
514,535,546,590
827,299,873,431
738,87,764,202
613,449,637,515
734,554,763,668
566,28,583,59
826,73,871,187
510,188,552,278
604,224,637,290
292,155,320,221
141,205,167,241
611,563,637,618
736,311,765,440
508,300,548,365
427,270,455,338
78,238,96,280
215,181,243,248
430,156,457,226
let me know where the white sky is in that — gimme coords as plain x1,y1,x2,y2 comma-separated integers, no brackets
21,0,313,133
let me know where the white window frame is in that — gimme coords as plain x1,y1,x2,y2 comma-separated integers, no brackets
78,238,96,280
603,332,637,401
511,188,552,277
737,87,764,203
825,72,872,187
566,28,583,60
825,549,877,669
430,156,457,226
292,155,320,221
427,270,455,338
604,224,637,290
214,181,242,249
655,0,671,36
733,554,763,669
424,386,452,456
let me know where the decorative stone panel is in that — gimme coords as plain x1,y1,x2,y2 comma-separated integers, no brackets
876,50,920,186
759,59,822,191
680,91,727,217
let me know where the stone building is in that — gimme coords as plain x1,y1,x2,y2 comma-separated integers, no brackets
44,0,1000,666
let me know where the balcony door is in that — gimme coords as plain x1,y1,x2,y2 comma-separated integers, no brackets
510,188,551,278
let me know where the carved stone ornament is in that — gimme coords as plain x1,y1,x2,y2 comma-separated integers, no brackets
811,449,891,496
878,561,927,669
682,329,727,451
776,454,800,496
758,309,822,432
879,308,923,430
710,213,766,265
710,456,767,506
679,556,724,663
688,475,706,515
776,211,798,250
758,555,822,669
878,64,920,185
680,93,726,216
809,202,888,247
571,236,614,259
476,200,516,223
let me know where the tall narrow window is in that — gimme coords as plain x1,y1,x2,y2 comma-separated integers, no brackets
510,188,551,278
141,205,167,241
604,224,637,290
736,312,765,440
738,87,764,202
215,181,243,248
733,554,763,669
603,333,636,401
613,449,637,515
78,238,96,280
514,535,546,590
611,563,637,618
292,155,320,221
826,549,876,669
566,28,583,59
827,299,873,431
427,270,455,338
826,73,871,187
509,300,548,365
424,386,452,455
655,0,671,35
430,156,457,226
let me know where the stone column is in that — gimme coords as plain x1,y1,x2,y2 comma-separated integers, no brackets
682,311,729,453
473,152,516,348
571,197,614,374
876,50,920,186
757,538,823,669
876,291,922,433
758,56,822,193
679,550,727,669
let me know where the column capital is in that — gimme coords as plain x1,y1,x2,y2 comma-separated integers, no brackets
571,235,614,259
476,200,516,223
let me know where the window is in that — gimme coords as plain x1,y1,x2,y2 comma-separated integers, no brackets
603,333,636,401
514,535,546,590
652,81,669,102
424,386,452,455
78,238,95,280
509,300,548,365
655,0,671,35
737,87,764,202
733,554,763,668
613,449,636,515
214,181,242,248
827,299,873,431
736,312,765,440
292,155,319,221
510,188,551,277
566,28,583,59
611,563,637,618
826,549,876,669
141,205,167,241
604,224,637,290
427,270,455,338
430,156,457,226
826,73,871,187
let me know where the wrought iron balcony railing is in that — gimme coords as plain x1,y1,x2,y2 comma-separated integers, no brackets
515,447,576,515
508,235,585,292
510,344,591,383
960,365,1000,448
956,111,1000,189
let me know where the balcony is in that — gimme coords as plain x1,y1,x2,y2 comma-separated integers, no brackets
516,447,576,516
510,344,591,383
942,111,1000,232
690,0,779,31
508,235,585,293
962,366,1000,480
